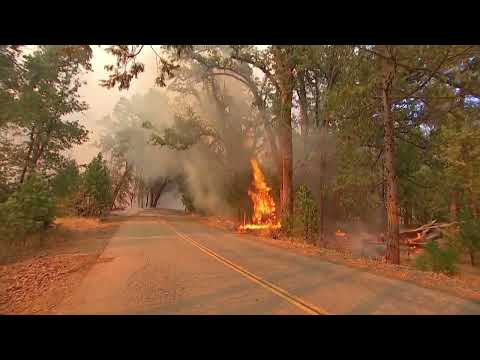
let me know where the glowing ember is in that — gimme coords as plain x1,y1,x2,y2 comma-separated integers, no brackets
238,159,281,231
335,230,347,237
240,223,282,230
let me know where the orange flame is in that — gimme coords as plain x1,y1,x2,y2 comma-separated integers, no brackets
238,159,281,231
335,230,347,237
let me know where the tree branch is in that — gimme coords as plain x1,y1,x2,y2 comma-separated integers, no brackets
230,51,280,92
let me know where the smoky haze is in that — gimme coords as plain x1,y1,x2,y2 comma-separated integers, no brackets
68,46,162,165
74,47,262,214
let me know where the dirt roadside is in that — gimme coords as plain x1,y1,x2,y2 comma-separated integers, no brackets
0,217,120,315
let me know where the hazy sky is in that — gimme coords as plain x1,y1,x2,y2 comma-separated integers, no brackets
69,46,164,164
67,45,270,210
69,45,270,164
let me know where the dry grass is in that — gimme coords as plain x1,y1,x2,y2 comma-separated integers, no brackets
54,216,110,230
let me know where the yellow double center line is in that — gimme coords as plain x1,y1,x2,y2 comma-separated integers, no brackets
162,220,329,315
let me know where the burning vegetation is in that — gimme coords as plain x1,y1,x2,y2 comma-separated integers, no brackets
238,159,281,232
335,230,347,237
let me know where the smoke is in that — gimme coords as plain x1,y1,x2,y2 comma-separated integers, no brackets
293,127,337,203
181,146,233,215
68,46,162,165
172,75,257,215
293,128,384,239
65,45,385,235
83,52,259,214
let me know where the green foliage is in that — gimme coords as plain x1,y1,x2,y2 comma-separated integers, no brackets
455,207,480,265
1,45,91,185
0,155,14,203
51,160,82,215
0,46,22,128
100,45,192,90
415,241,458,275
0,174,56,241
72,153,113,217
52,160,81,199
148,107,216,150
280,212,295,237
334,140,382,222
295,185,319,243
438,116,480,196
98,44,480,245
0,182,12,204
181,193,196,213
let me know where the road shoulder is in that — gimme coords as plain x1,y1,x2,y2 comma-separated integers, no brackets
200,216,480,304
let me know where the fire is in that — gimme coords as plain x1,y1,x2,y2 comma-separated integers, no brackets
238,159,281,231
335,229,347,237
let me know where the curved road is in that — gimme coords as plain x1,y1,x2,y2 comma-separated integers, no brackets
56,209,480,315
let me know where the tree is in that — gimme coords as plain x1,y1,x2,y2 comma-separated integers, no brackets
73,153,112,217
51,159,81,199
377,45,401,264
0,45,22,129
100,45,298,219
295,185,319,243
0,174,56,242
1,46,92,185
339,45,480,264
98,44,480,268
99,90,179,209
456,206,480,266
382,46,479,263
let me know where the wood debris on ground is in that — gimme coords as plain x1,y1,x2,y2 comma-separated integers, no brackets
341,220,459,260
399,220,457,248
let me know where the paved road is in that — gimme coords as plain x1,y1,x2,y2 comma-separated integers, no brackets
56,209,480,315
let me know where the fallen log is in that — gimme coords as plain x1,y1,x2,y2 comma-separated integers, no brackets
400,221,456,236
424,232,442,242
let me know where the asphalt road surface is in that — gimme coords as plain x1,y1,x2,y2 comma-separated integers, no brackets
56,209,480,315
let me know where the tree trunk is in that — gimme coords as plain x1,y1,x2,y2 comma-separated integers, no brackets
152,192,160,208
278,106,293,218
152,180,169,208
319,191,326,244
209,78,227,136
31,127,53,170
379,45,400,265
149,191,155,208
264,122,282,180
380,168,388,232
449,191,459,221
273,46,295,219
314,71,321,128
31,144,44,169
19,129,36,184
111,161,130,210
297,71,309,138
470,249,476,267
